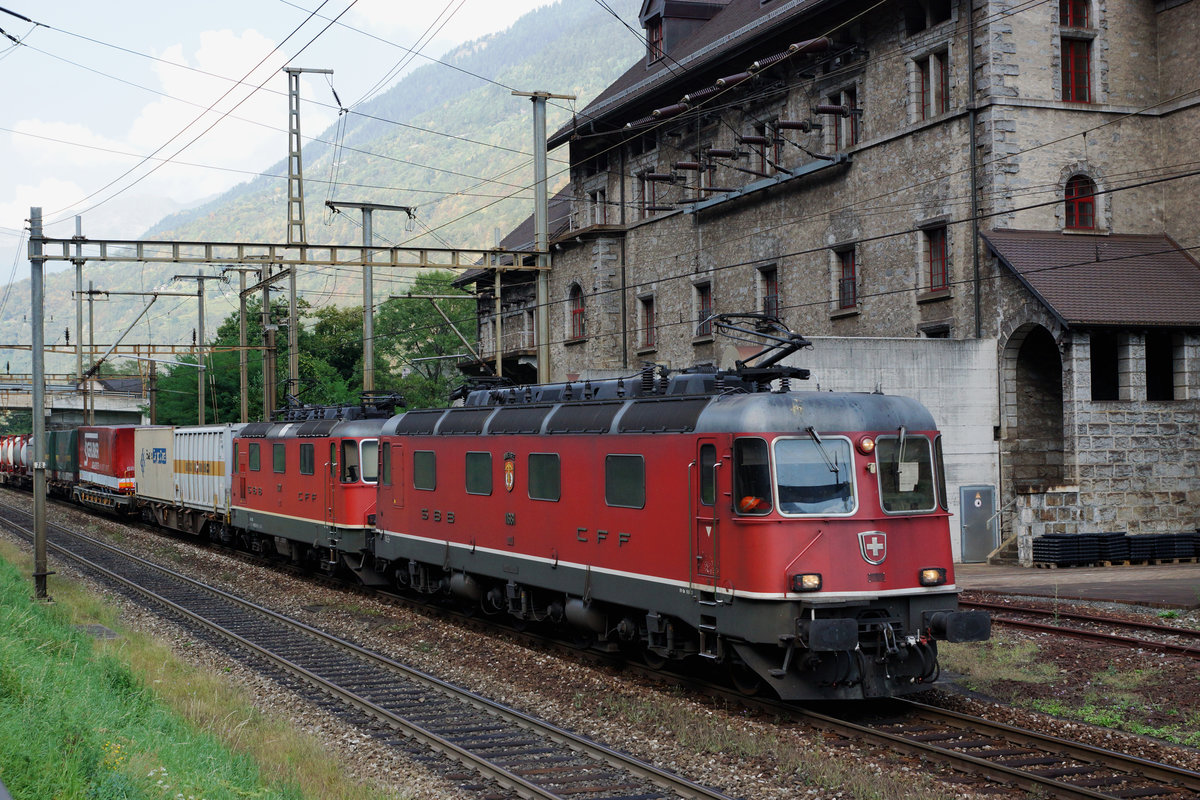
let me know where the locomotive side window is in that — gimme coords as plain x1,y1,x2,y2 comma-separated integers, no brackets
413,450,436,491
876,434,937,512
528,453,561,501
381,443,391,486
773,437,855,515
466,452,492,495
604,455,645,508
232,442,238,474
699,444,716,506
361,440,379,483
299,443,314,475
273,444,286,474
935,435,948,511
733,438,772,515
249,443,260,472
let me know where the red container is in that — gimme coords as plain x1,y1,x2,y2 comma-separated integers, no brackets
78,426,138,493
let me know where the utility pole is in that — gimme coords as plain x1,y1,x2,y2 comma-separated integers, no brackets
326,201,413,392
513,90,572,384
283,67,331,401
28,207,51,600
171,271,227,424
223,265,266,422
73,216,83,385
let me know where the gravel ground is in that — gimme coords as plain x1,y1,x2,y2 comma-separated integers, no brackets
3,488,1197,799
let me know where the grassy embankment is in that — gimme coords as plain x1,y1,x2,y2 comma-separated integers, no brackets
0,540,406,800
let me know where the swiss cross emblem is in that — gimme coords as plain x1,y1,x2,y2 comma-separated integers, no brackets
503,452,516,493
858,531,887,565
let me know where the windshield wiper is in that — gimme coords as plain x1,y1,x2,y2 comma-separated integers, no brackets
806,426,840,478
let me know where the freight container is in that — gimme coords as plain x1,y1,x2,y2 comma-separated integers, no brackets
75,426,142,511
133,427,175,502
136,423,244,536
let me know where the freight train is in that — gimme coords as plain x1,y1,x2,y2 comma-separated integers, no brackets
0,318,989,699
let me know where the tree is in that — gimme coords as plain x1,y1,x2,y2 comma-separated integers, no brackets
374,271,476,409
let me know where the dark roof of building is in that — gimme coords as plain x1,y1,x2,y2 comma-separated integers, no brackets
454,184,574,288
550,0,833,148
983,229,1200,328
97,376,145,393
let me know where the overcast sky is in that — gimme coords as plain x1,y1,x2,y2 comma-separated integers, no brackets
0,0,557,292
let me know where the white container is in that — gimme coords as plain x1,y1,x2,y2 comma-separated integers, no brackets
173,424,245,514
134,427,175,502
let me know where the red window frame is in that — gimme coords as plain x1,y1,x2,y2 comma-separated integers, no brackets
647,18,663,62
1065,176,1096,230
569,285,586,339
640,296,656,348
1059,0,1089,27
838,251,857,309
696,283,712,337
926,228,948,291
1061,38,1091,102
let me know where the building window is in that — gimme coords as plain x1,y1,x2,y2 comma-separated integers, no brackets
1145,331,1178,401
837,249,857,309
647,16,663,63
638,174,656,220
828,87,858,149
1060,0,1089,27
639,295,656,349
1061,38,1091,102
695,282,713,337
588,188,607,225
1064,175,1096,230
916,50,950,120
569,284,586,339
752,121,781,174
1090,330,1119,400
924,227,948,290
760,267,779,318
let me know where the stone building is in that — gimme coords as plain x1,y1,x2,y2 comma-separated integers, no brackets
458,0,1200,561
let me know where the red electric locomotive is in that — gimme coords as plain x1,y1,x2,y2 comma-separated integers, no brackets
229,398,400,581
373,319,989,700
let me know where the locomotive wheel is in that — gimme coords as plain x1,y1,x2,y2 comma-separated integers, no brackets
642,648,668,670
728,656,764,696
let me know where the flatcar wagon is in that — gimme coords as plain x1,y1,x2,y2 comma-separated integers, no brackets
372,323,988,700
230,402,396,582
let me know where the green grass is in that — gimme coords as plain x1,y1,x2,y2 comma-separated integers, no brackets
0,541,407,800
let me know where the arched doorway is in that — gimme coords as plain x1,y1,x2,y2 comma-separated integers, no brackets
1003,325,1065,489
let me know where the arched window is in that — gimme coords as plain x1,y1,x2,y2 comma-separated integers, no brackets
569,284,586,339
1064,175,1096,230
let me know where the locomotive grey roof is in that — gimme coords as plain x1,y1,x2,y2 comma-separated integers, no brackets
379,389,936,437
238,417,388,439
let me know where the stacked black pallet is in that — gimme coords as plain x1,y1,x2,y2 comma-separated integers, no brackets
1095,531,1129,562
1126,534,1159,561
1165,531,1197,559
1033,533,1096,566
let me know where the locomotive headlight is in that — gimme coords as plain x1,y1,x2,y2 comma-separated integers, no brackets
856,436,875,455
919,567,947,586
791,573,822,592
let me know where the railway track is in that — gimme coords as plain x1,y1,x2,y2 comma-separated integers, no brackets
795,698,1200,800
961,598,1200,660
0,502,734,800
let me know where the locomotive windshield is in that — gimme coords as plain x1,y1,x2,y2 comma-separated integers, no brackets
876,434,937,512
773,437,855,515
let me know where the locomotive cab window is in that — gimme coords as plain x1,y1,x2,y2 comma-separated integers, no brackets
605,454,645,508
876,432,937,513
380,442,391,486
340,440,360,483
934,435,949,511
466,452,492,495
360,440,378,483
248,443,260,472
699,444,717,506
733,438,772,514
413,450,436,491
528,453,561,501
774,436,855,515
232,442,239,473
272,443,286,474
299,443,314,476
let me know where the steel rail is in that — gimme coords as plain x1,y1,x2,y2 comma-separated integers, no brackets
0,506,731,800
961,599,1200,659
